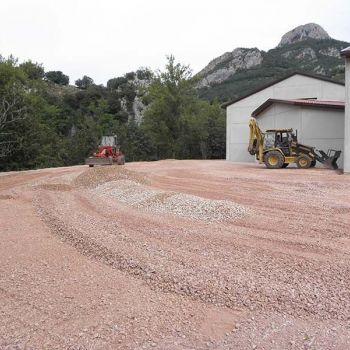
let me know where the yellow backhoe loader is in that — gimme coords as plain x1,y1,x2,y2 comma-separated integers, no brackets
248,118,341,169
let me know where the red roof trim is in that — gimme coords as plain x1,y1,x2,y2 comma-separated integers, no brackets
252,98,345,117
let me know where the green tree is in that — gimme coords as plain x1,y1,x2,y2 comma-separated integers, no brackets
107,77,128,90
125,72,136,80
0,57,70,170
136,68,153,81
142,56,225,160
122,121,155,161
206,100,226,159
142,55,197,159
19,60,45,80
75,75,94,89
0,57,28,159
45,71,69,85
173,99,225,159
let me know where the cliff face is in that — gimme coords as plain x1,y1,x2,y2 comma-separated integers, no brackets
198,48,262,88
197,24,349,103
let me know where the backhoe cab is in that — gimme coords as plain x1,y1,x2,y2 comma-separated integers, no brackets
248,119,341,169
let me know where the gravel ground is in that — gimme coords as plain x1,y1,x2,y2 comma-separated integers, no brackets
1,160,350,349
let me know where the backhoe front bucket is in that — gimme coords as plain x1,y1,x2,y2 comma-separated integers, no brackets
315,149,341,170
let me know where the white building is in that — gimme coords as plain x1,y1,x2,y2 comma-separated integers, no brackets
223,72,345,164
341,47,350,173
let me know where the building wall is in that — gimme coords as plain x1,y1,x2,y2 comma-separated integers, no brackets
226,74,345,162
257,103,344,167
344,57,350,173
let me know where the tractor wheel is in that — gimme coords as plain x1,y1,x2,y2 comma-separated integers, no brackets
282,163,289,168
310,160,316,168
264,151,285,169
296,154,312,169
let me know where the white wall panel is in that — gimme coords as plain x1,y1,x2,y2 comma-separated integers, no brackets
229,123,250,143
301,109,344,139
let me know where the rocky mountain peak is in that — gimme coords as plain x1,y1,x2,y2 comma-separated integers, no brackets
278,23,331,47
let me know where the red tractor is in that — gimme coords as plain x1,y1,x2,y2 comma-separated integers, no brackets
85,136,125,167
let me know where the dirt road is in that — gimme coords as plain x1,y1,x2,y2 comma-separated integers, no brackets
1,160,350,349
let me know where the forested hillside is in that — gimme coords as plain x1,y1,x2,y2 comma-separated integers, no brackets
0,56,225,171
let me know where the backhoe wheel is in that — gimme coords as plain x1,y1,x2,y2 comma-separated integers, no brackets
264,151,285,169
310,160,316,168
282,163,289,168
296,155,312,169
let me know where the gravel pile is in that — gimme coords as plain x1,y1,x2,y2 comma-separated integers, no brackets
94,180,249,222
74,166,148,188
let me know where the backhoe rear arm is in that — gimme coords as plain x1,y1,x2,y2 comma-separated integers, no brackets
248,118,264,162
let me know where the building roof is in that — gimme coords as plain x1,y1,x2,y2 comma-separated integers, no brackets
252,98,345,117
221,71,345,108
340,47,350,58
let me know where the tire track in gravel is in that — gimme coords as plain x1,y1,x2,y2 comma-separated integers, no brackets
33,184,350,322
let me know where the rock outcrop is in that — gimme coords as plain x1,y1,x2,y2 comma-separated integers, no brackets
319,47,341,58
198,48,262,88
277,23,330,47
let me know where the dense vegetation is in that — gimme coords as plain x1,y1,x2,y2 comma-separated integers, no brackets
199,38,349,102
0,55,225,171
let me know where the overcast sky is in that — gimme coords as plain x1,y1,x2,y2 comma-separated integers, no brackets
1,0,349,85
